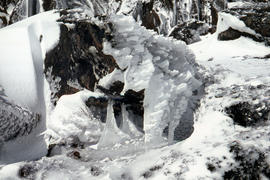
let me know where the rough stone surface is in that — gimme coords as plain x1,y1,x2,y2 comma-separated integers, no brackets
169,20,209,44
225,101,269,127
45,11,118,104
223,141,270,180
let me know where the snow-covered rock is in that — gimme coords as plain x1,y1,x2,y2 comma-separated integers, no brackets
218,2,270,45
169,20,209,44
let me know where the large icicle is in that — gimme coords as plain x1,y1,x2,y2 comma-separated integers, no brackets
97,100,129,149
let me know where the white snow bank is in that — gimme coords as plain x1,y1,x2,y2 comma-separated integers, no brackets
0,163,21,180
47,90,105,143
0,11,60,164
190,34,270,62
4,10,60,55
0,10,60,114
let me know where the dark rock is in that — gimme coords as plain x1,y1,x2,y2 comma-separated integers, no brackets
85,96,108,123
218,27,264,42
169,20,209,44
142,164,163,178
0,0,21,27
218,27,241,40
113,101,122,127
90,166,103,176
133,0,161,33
225,102,269,127
223,141,270,180
109,81,124,95
18,164,38,179
206,163,216,172
67,150,81,160
123,89,144,130
210,2,219,28
97,81,124,96
42,0,56,11
86,87,145,131
45,12,118,104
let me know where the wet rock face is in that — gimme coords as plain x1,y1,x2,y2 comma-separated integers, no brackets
225,102,269,127
45,12,117,104
223,142,270,180
169,21,209,44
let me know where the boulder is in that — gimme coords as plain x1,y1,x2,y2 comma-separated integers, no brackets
169,20,209,44
225,102,269,127
221,3,270,45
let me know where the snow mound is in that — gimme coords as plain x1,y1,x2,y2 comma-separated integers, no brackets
47,90,105,144
0,10,60,164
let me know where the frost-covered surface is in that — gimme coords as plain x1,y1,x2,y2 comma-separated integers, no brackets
104,15,201,145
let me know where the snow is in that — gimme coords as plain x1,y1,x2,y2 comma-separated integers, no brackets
0,163,21,180
216,12,259,37
47,90,105,144
0,11,60,164
1,2,270,179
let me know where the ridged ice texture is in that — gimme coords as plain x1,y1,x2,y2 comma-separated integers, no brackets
104,15,201,145
0,96,40,143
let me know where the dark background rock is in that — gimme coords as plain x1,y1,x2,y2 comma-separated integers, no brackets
225,102,269,127
169,20,209,44
85,96,108,123
45,12,118,104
